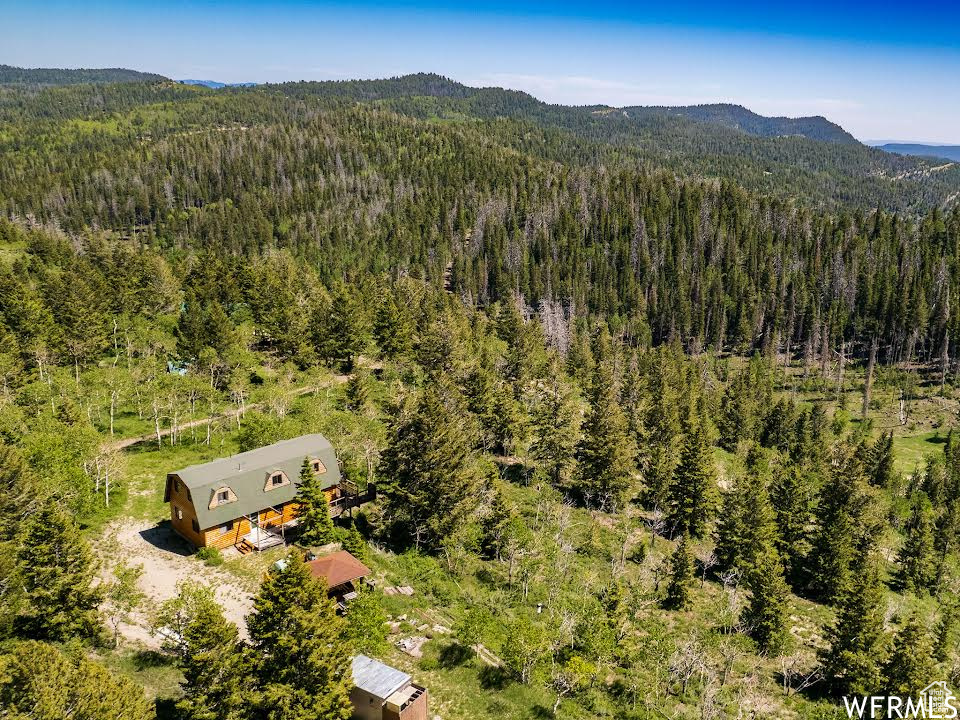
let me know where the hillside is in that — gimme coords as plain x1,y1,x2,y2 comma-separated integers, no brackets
622,103,859,144
271,72,960,213
0,63,168,86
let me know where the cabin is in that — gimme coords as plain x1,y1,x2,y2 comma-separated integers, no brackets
164,434,373,553
351,655,429,720
307,550,371,609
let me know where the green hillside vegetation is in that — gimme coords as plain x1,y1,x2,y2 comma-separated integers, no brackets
0,74,959,720
0,63,169,86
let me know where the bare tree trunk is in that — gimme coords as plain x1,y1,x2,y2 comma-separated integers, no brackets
862,337,877,420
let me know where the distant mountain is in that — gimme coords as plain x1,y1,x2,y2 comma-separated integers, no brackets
178,79,257,89
622,103,860,145
269,72,960,211
876,143,960,163
0,64,167,86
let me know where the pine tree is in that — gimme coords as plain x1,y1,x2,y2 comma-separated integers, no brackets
867,432,895,488
663,534,695,610
770,463,813,582
666,419,715,540
296,457,336,547
807,447,865,604
373,292,412,359
345,368,370,414
641,352,681,510
15,502,102,641
820,559,888,696
246,551,353,720
530,361,581,487
340,522,370,565
318,284,369,371
0,640,153,720
715,446,777,575
933,603,958,662
575,331,635,510
743,545,790,655
882,614,935,698
897,492,936,594
379,380,481,551
169,585,249,720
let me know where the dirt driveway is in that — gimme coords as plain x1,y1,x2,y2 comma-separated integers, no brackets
100,519,257,647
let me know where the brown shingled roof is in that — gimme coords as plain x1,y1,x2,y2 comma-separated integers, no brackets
307,550,370,589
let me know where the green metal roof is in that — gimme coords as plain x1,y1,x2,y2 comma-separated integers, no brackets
167,433,341,531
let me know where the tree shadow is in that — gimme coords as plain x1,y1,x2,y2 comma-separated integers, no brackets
131,649,173,670
139,521,192,556
478,665,511,690
155,698,179,720
530,705,554,719
438,641,473,669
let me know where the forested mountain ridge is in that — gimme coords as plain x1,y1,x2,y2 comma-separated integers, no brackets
621,103,859,144
1,68,957,212
268,73,960,212
0,63,169,86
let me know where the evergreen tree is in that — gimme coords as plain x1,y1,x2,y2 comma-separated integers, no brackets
807,447,865,604
933,603,958,662
15,502,102,641
373,292,412,359
882,615,936,698
379,380,481,551
897,492,936,594
575,331,635,510
530,361,581,487
820,559,888,696
663,534,695,610
666,419,715,539
743,545,790,655
714,446,777,575
345,368,370,414
246,551,353,720
866,432,895,488
770,463,813,582
340,522,371,565
155,584,248,720
641,353,682,510
0,640,153,720
296,457,336,547
318,285,369,371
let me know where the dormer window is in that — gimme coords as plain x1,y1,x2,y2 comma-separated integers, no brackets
263,470,290,491
208,485,238,509
311,458,327,474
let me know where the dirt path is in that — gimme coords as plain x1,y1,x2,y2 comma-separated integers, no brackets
100,520,257,648
105,374,349,452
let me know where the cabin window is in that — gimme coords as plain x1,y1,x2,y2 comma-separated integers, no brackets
263,470,289,491
175,506,183,520
191,519,200,533
220,521,233,533
312,458,326,474
217,489,230,503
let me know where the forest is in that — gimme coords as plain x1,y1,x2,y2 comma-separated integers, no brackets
0,69,959,720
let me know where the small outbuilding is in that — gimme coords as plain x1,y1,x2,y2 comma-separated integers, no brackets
308,550,371,600
350,654,428,720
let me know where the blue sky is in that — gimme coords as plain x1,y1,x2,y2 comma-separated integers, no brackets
2,0,959,143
